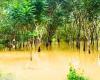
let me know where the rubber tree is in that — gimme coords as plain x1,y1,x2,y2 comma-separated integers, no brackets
46,0,64,47
7,0,35,50
72,0,85,50
0,0,14,50
61,0,74,45
83,0,100,52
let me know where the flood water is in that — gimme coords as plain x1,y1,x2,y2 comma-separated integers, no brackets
0,42,100,80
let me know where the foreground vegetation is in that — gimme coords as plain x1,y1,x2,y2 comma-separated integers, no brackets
67,66,88,80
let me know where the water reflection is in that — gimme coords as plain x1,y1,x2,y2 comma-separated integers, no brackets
0,43,100,80
0,72,14,80
97,54,100,66
71,58,80,69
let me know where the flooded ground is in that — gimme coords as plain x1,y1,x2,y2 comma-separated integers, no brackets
0,43,100,80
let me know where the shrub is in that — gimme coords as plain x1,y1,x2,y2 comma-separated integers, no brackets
67,66,88,80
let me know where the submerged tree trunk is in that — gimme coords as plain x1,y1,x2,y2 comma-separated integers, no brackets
96,33,98,51
87,28,91,54
88,37,91,54
91,33,94,47
57,37,60,47
72,38,74,48
76,28,80,50
83,36,87,52
95,19,99,51
76,36,80,49
83,24,87,52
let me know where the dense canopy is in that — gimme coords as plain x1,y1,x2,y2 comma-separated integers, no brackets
0,0,100,53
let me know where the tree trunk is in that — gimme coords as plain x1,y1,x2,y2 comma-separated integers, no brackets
87,28,91,54
96,33,98,51
83,37,86,52
72,38,74,48
76,30,80,50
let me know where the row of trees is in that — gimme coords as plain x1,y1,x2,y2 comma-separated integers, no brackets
0,0,100,53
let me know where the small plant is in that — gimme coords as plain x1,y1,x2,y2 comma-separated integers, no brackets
67,66,88,80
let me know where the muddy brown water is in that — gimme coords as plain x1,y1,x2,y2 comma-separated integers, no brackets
0,43,100,80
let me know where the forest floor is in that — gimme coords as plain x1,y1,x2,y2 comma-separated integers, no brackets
0,45,100,80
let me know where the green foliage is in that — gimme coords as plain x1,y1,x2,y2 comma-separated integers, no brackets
0,0,100,50
67,67,88,80
0,44,5,50
33,0,47,23
8,0,34,25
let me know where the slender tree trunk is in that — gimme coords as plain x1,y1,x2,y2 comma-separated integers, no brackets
76,28,80,50
72,38,74,48
83,36,86,52
95,19,99,51
96,33,98,51
83,25,86,52
87,28,91,54
75,12,81,50
91,33,94,51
